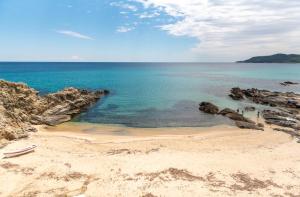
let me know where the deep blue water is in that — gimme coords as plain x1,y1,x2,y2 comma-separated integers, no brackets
1,62,300,127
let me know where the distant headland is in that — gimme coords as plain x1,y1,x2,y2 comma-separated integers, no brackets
237,53,300,63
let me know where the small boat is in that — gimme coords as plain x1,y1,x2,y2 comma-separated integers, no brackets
3,145,37,158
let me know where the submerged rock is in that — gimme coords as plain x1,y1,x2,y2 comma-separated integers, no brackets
0,80,108,142
199,102,219,114
280,81,299,86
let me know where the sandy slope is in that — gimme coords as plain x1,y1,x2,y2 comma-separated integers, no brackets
0,123,300,197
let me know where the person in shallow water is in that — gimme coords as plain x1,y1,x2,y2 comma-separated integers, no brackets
237,109,240,113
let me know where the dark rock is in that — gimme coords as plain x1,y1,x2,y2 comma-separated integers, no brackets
229,88,300,109
218,108,237,115
280,81,299,86
219,108,254,123
263,110,300,129
235,121,263,131
199,102,219,114
229,87,244,100
245,106,255,111
257,123,264,128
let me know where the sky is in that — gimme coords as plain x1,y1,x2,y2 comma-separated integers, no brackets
0,0,300,62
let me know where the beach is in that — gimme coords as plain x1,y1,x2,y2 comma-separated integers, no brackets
1,123,300,197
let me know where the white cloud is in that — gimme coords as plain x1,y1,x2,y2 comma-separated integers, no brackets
117,26,135,33
110,2,138,11
138,11,160,18
56,30,94,40
120,0,300,61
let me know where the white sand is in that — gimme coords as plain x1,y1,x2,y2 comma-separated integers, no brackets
0,123,300,197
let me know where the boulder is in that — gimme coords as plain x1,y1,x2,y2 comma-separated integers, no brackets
257,123,264,128
229,87,244,100
235,121,264,131
244,106,255,111
219,108,254,123
218,108,236,115
199,102,219,114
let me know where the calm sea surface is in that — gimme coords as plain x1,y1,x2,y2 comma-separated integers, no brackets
1,62,300,127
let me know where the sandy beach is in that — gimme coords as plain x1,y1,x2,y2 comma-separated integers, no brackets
1,123,300,197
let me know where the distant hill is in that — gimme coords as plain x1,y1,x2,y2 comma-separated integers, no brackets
237,54,300,63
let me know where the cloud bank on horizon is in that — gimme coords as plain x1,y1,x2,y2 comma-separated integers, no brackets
113,0,300,61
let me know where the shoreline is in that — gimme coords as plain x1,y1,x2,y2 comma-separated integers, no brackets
1,124,300,196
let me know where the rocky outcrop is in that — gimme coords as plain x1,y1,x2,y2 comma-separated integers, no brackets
199,102,219,114
262,110,300,130
228,87,300,137
200,103,263,131
235,121,263,130
218,108,263,130
0,80,108,141
219,108,254,123
229,87,300,109
280,81,299,86
229,87,244,100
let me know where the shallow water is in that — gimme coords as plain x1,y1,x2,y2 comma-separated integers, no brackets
0,62,299,127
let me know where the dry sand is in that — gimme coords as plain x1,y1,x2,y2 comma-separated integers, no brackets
0,123,300,197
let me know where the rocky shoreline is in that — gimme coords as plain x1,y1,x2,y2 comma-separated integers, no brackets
0,80,108,145
200,86,300,141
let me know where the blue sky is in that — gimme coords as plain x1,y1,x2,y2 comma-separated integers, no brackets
0,0,300,62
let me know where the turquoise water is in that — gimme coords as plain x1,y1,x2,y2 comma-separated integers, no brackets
0,62,300,127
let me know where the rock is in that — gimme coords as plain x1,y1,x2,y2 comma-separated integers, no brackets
229,87,244,100
263,110,300,129
0,80,108,141
280,81,299,86
218,108,237,115
199,102,219,114
257,123,264,128
219,108,254,123
273,128,300,138
244,106,255,111
235,121,263,131
229,87,300,109
31,115,71,126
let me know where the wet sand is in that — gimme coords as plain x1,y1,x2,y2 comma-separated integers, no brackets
0,123,300,196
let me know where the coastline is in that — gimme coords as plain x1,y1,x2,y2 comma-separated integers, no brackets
1,123,300,196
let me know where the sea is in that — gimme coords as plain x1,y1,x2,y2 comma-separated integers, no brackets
1,62,300,128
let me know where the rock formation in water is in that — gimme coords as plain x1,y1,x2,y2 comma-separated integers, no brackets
280,81,299,86
199,103,263,130
228,87,300,138
229,87,300,109
199,102,219,114
0,80,109,143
